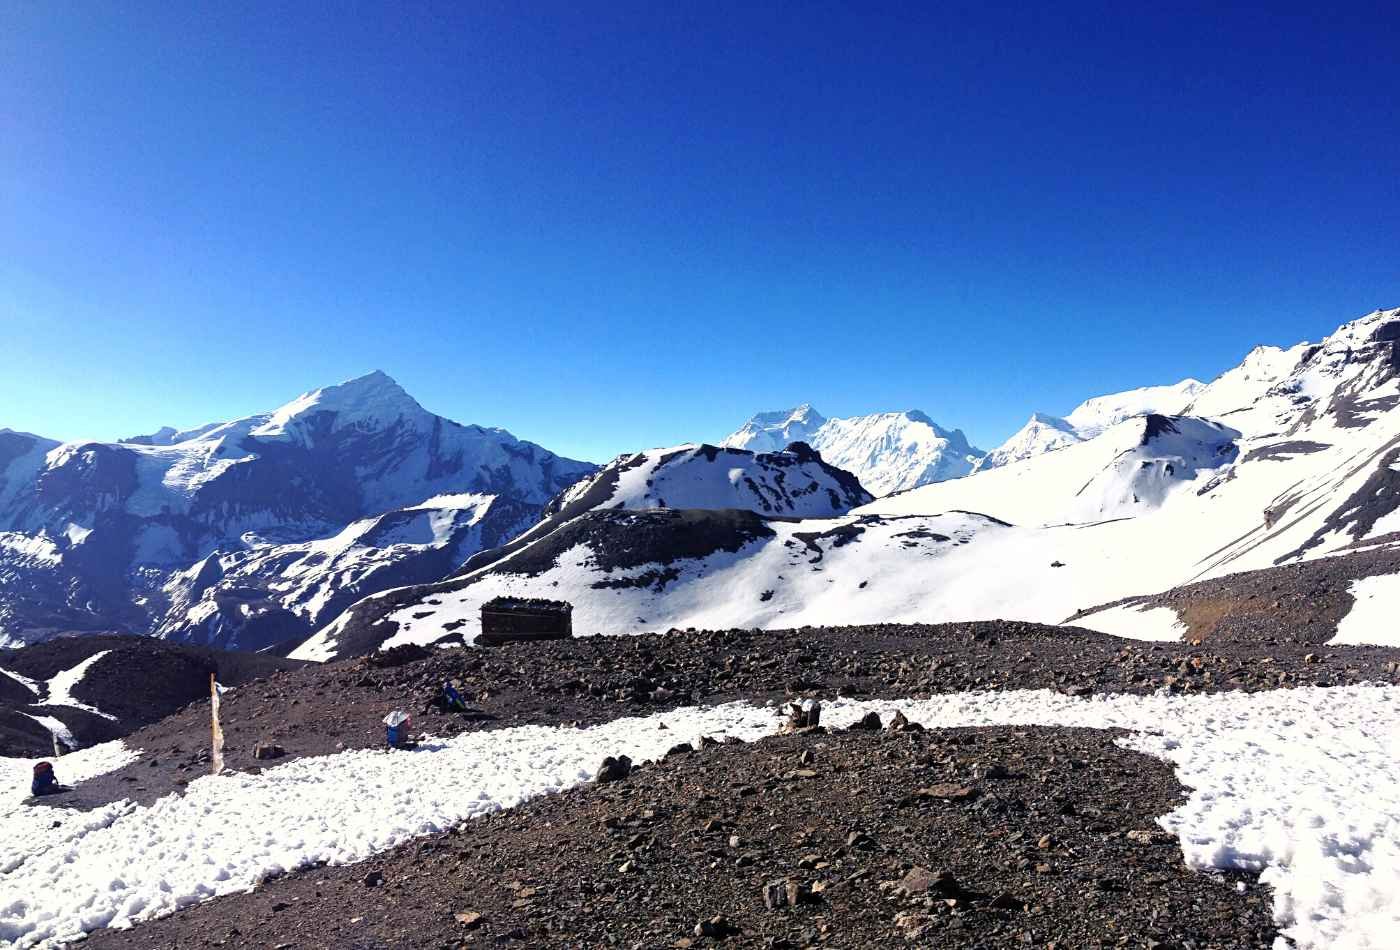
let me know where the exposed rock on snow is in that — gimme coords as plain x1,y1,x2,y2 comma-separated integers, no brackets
154,493,539,652
295,509,1003,660
541,441,872,521
1065,378,1205,437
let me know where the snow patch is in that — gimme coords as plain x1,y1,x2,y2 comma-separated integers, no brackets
41,652,116,721
0,666,40,695
1071,603,1188,642
1331,574,1400,646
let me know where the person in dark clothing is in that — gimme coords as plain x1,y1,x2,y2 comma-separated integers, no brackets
31,761,69,796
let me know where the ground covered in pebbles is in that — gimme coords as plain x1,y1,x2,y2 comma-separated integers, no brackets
83,723,1274,950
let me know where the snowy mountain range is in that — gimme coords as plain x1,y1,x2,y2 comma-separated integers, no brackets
297,307,1400,659
9,307,1400,658
0,372,595,649
973,378,1205,472
720,406,984,495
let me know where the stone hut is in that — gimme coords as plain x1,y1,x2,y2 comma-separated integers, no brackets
478,596,574,646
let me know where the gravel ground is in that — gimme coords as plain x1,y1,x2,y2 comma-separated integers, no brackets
85,720,1276,950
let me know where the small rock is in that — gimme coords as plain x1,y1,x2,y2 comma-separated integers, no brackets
252,742,286,761
454,911,484,929
845,830,875,850
851,711,882,730
910,784,978,802
596,755,633,783
362,870,384,888
694,915,739,938
763,880,789,910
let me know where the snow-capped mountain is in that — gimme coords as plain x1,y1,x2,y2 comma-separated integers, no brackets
1065,378,1204,436
721,407,984,495
542,441,873,522
970,412,1084,472
718,405,826,454
974,378,1204,472
0,373,595,647
305,307,1400,658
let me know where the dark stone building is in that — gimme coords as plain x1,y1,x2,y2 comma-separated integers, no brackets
478,597,574,646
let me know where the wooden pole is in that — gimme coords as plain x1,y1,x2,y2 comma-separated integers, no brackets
209,673,224,775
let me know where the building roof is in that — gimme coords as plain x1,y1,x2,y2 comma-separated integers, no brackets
481,596,573,614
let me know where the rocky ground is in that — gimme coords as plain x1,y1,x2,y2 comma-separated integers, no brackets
1068,546,1400,643
42,621,1400,810
0,634,302,757
86,718,1275,950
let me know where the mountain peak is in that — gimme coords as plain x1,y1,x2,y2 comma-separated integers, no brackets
720,404,827,452
251,371,427,443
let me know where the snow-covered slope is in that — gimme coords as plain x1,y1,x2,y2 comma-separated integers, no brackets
0,373,595,648
875,307,1400,636
721,407,983,495
296,508,1019,660
879,414,1240,526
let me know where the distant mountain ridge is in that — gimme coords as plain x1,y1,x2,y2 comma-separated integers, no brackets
721,406,984,495
0,373,596,649
974,378,1204,472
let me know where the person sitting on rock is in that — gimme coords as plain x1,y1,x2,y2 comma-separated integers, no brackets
423,680,472,715
441,681,469,713
31,761,70,796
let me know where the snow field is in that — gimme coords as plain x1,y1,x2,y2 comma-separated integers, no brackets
0,741,140,877
2,686,1398,949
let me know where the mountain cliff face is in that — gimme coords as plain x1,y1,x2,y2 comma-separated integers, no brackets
721,407,984,495
0,373,595,648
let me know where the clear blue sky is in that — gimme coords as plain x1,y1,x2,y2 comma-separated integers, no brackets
3,2,1397,463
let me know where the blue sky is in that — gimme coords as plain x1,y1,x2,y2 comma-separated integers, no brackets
2,2,1397,463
